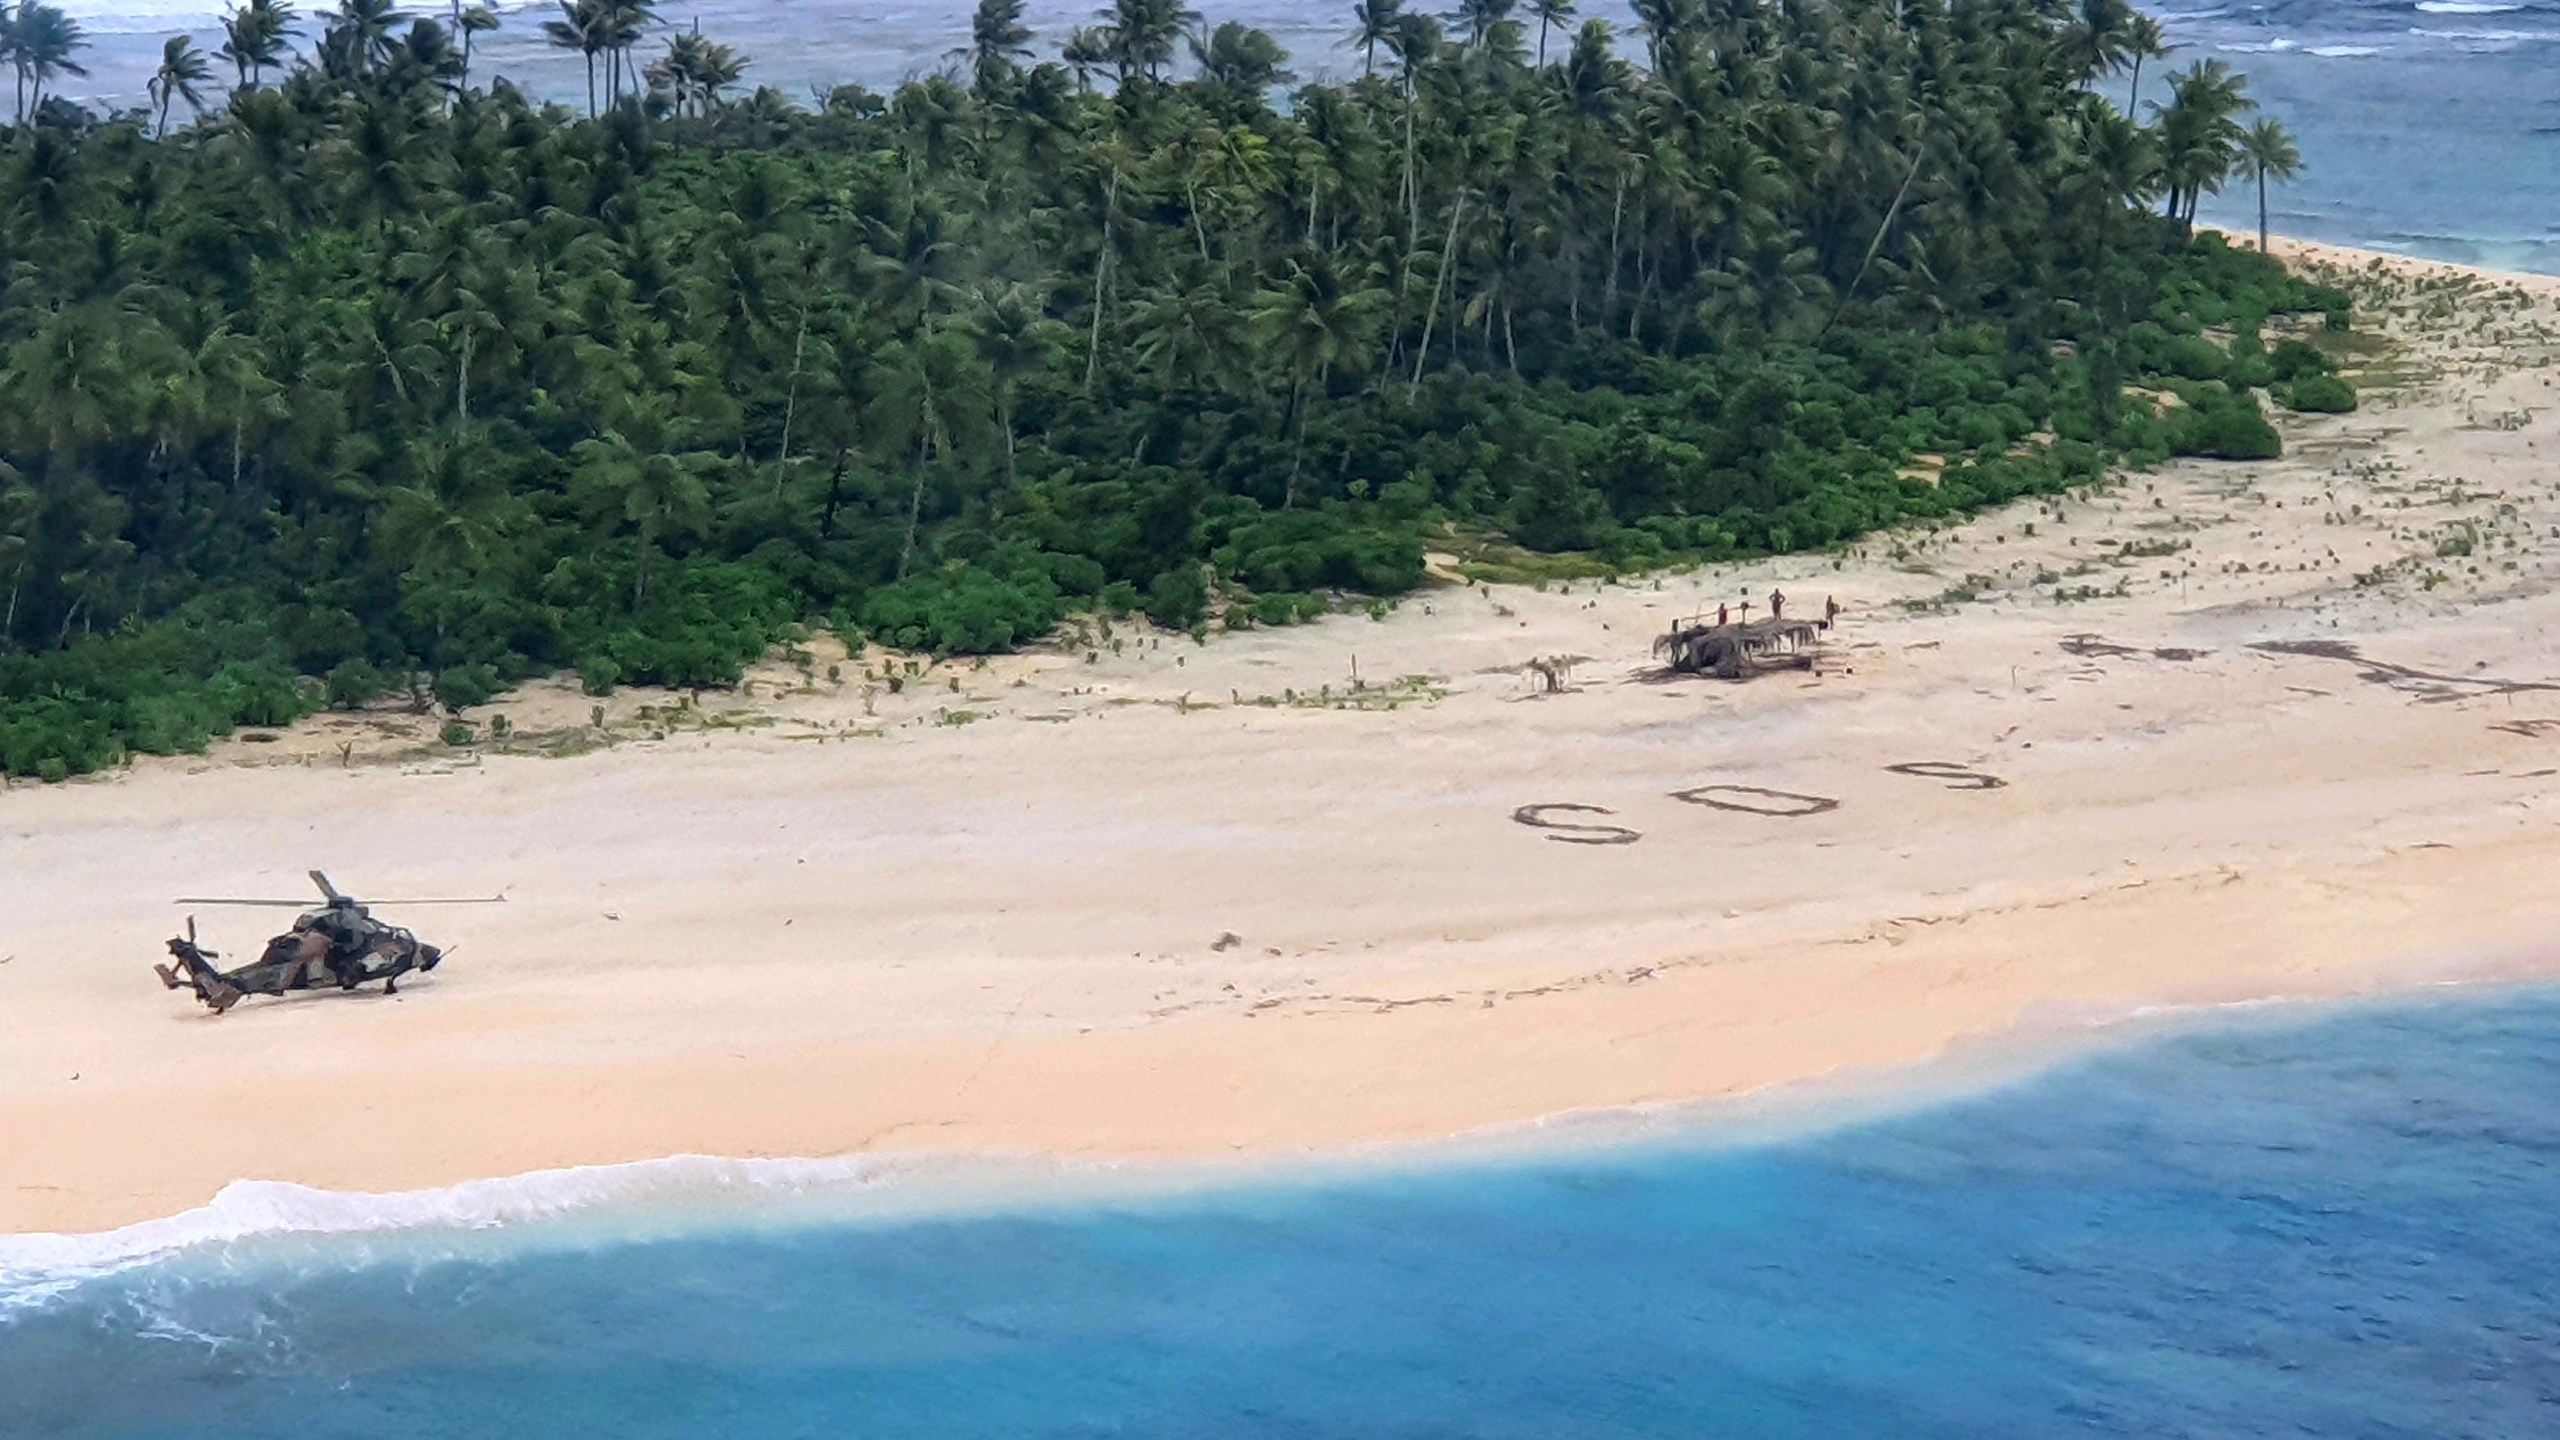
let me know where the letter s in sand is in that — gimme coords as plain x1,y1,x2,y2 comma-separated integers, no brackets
1512,804,1643,845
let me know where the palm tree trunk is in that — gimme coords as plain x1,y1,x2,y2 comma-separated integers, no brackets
2257,163,2269,253
776,305,809,477
1084,168,1119,396
1821,137,1928,337
896,464,927,581
998,393,1017,488
1411,190,1469,385
1283,374,1308,508
1604,179,1627,320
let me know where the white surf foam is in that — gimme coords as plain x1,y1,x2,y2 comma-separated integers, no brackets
2415,2,2524,13
0,1153,881,1314
2307,44,2385,56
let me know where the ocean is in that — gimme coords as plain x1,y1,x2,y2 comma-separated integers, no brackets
5,985,2557,1437
38,0,2560,276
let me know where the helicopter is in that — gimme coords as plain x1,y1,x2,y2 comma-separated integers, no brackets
156,871,502,1015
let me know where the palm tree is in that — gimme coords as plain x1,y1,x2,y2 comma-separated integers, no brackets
572,404,715,609
1526,0,1572,65
596,0,658,108
1449,0,1514,49
2062,0,2133,88
954,0,1034,97
969,281,1063,487
2151,59,2251,228
647,27,744,117
220,0,300,89
2122,13,2169,117
1346,0,1401,78
330,0,403,75
1189,21,1291,105
2237,116,2300,254
1060,26,1110,93
1627,0,1694,73
147,35,214,137
543,0,607,114
860,332,993,580
1249,249,1389,504
456,4,495,89
7,2,89,123
1096,0,1193,84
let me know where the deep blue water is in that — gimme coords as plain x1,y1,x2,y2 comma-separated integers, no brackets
44,1,2560,275
4,987,2557,1438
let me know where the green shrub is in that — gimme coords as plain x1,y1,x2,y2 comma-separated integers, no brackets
2152,333,2228,383
433,663,503,711
324,660,386,710
1145,566,1209,630
440,719,476,747
2168,388,2283,460
578,655,623,696
2279,374,2358,413
1249,591,1304,627
2267,338,2332,383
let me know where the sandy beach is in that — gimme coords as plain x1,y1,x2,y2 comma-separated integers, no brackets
5,240,2558,1237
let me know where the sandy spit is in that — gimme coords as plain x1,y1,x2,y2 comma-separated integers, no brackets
6,240,2560,1235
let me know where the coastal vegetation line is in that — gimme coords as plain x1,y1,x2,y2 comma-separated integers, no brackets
0,0,2349,780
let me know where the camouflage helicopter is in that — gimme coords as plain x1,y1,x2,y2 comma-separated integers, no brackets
156,871,501,1015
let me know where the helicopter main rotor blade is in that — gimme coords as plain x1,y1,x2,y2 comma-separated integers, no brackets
172,898,319,907
363,897,508,906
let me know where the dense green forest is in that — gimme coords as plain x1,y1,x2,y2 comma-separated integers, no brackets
0,0,2345,779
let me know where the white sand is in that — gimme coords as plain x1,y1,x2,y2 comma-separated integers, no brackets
6,241,2560,1234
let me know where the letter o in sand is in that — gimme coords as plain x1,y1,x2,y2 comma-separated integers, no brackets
1668,784,1841,818
1511,803,1644,845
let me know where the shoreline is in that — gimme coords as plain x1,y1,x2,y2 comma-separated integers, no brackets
7,237,2560,1236
8,974,2546,1282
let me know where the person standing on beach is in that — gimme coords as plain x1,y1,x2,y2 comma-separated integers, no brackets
1718,603,1729,626
1770,588,1786,619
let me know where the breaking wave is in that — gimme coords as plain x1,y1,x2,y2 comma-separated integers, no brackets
0,1154,885,1317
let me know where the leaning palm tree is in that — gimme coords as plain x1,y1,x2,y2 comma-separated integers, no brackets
147,35,214,136
9,2,89,122
2237,116,2300,254
2062,0,2133,88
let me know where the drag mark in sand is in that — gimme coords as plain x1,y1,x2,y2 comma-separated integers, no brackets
2253,638,2560,703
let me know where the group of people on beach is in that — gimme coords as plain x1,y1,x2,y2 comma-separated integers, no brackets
1713,590,1840,628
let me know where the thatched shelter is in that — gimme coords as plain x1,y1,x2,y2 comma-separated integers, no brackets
1654,614,1826,679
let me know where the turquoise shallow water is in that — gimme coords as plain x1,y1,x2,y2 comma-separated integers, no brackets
5,986,2557,1438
